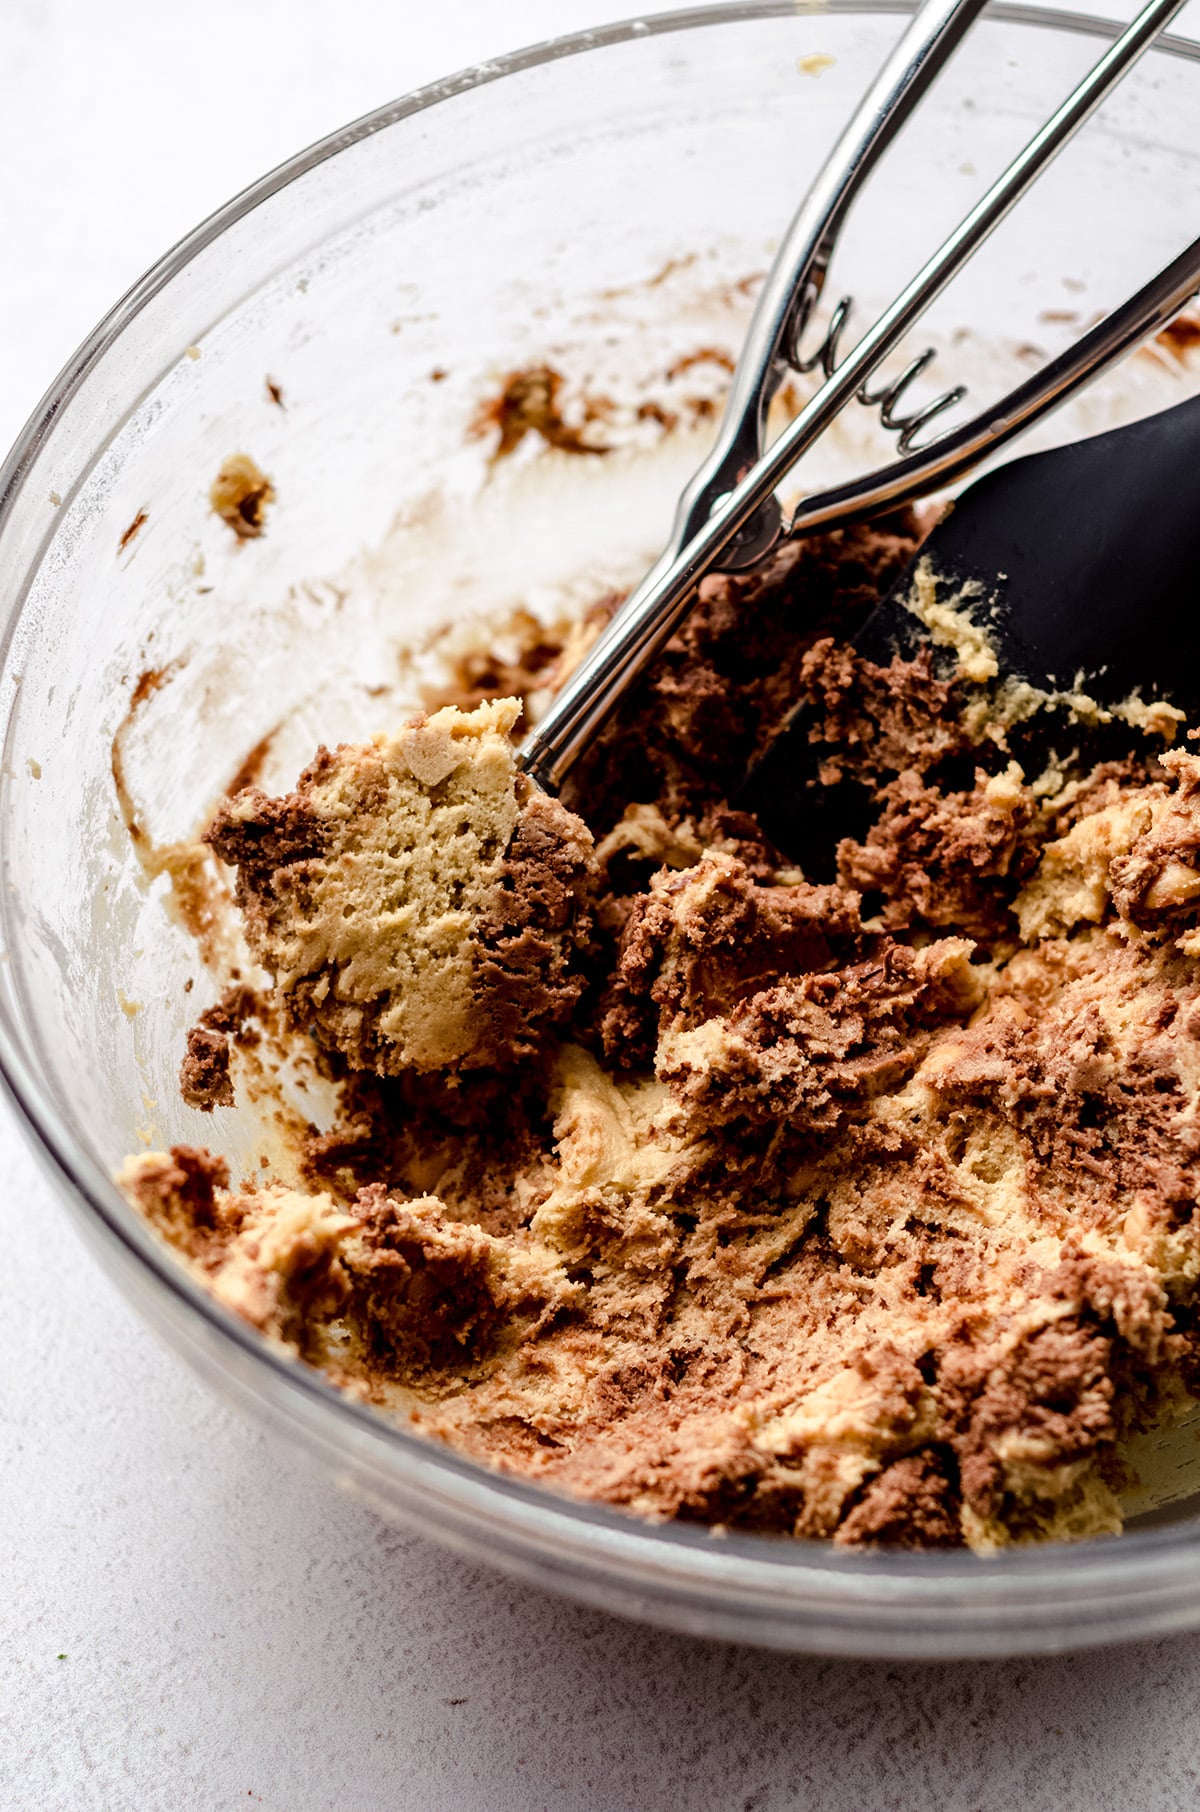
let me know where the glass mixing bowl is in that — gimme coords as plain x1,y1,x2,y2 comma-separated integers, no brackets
3,2,1200,1660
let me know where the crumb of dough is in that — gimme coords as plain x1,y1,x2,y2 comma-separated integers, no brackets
177,985,261,1112
903,557,999,683
179,1026,233,1111
210,453,276,539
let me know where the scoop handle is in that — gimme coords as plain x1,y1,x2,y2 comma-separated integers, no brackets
668,0,988,575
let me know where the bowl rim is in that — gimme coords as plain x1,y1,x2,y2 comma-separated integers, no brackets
5,0,1200,1655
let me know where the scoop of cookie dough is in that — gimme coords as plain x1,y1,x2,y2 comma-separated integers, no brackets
206,698,595,1073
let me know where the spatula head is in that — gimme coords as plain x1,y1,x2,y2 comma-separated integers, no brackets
742,391,1200,867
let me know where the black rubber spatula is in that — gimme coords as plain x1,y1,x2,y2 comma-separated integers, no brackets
740,392,1200,866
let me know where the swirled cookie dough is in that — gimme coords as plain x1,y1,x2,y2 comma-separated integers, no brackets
202,698,595,1075
123,519,1200,1550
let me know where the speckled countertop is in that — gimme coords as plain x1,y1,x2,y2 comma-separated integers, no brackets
5,3,1200,1806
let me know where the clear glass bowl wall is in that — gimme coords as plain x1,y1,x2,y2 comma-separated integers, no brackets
3,2,1200,1658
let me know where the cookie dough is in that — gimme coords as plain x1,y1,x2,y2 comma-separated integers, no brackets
204,698,595,1074
123,519,1200,1550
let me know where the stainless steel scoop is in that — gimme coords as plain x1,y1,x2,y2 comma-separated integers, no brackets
518,0,1200,797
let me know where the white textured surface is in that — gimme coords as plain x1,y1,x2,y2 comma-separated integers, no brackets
5,3,1200,1807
